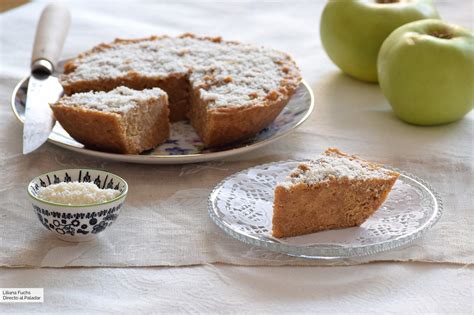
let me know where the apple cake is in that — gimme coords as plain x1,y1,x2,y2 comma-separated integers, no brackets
272,148,400,238
50,86,169,154
59,34,301,149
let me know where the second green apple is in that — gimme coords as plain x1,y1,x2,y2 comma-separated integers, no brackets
378,19,474,125
320,0,439,83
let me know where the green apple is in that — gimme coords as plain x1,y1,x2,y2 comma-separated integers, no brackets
320,0,439,83
378,19,474,125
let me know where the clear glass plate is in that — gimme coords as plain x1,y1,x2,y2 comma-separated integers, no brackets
208,160,442,259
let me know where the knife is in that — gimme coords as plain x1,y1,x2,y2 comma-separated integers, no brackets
23,4,71,154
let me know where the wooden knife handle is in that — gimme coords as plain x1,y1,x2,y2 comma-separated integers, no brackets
31,3,71,73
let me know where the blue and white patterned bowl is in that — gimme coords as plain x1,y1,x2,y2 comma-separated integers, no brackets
28,169,128,242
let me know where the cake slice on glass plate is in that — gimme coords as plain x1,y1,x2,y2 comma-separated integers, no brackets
272,148,400,238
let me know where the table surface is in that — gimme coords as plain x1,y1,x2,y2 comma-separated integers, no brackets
1,0,473,313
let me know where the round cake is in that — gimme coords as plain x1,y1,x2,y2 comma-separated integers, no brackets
59,33,301,150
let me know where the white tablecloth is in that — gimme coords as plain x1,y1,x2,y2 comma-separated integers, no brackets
1,263,472,313
1,0,473,312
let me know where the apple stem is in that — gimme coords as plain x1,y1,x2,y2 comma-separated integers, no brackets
430,30,453,39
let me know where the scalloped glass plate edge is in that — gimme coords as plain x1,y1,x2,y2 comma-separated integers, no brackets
207,160,443,260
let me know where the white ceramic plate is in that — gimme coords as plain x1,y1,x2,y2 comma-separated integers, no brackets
208,160,442,259
11,77,314,164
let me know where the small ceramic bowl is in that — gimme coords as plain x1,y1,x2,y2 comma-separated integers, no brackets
28,169,128,242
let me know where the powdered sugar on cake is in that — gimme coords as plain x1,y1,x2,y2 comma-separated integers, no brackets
280,149,396,188
53,86,166,113
61,35,300,109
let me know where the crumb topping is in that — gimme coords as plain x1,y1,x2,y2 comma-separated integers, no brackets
61,34,300,109
281,148,397,188
51,86,166,113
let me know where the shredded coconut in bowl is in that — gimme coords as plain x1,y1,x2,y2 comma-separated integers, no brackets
36,182,121,205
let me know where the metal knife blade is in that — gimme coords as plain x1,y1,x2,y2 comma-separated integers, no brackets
22,72,63,154
22,3,70,154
